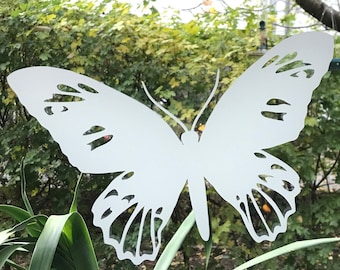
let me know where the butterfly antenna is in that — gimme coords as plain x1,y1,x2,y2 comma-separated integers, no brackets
141,82,188,132
191,69,220,131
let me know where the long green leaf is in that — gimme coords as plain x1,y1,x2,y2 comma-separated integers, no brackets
69,173,83,213
4,259,27,270
0,229,14,245
0,205,46,237
204,235,212,270
0,214,47,243
20,158,34,216
154,211,195,270
61,212,98,269
29,214,71,270
29,212,98,270
0,205,31,223
0,244,27,269
12,215,47,237
52,243,77,269
233,237,340,270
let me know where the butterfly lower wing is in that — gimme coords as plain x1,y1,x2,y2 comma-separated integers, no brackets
204,149,300,242
200,32,333,241
92,170,184,264
7,66,181,173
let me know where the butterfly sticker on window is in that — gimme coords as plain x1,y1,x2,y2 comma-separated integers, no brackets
7,32,333,265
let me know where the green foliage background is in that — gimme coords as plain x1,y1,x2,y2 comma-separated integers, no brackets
0,0,339,269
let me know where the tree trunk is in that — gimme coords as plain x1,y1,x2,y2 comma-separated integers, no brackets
296,0,340,31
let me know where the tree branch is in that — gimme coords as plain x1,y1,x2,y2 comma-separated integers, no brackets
296,0,340,31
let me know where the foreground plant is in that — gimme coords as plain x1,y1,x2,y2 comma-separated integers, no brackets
155,213,340,269
1,161,339,269
0,161,98,270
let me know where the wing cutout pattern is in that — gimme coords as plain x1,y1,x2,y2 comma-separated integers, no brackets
230,150,300,242
7,67,182,174
7,32,334,265
200,31,333,242
92,171,178,264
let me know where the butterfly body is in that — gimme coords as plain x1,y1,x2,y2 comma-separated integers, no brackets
7,32,333,265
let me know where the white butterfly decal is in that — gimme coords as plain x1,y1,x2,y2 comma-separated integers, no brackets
7,32,333,265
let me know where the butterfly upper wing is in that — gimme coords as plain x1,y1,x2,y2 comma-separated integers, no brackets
7,67,182,173
7,67,186,264
200,32,333,241
203,32,333,149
